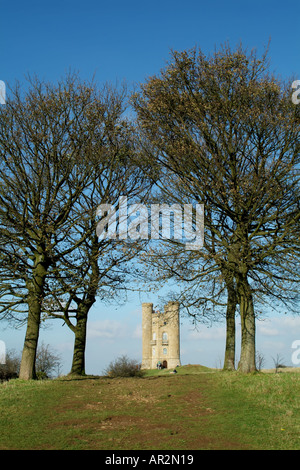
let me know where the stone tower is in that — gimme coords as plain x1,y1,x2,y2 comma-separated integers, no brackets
142,301,181,369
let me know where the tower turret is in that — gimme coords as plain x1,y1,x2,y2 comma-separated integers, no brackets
164,301,181,369
141,303,153,369
141,301,181,369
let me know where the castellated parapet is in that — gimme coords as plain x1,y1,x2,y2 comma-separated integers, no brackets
142,301,181,369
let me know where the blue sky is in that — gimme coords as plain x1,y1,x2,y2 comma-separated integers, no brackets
0,0,299,374
2,0,299,86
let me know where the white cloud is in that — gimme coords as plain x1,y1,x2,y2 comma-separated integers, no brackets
132,324,142,339
280,316,300,329
257,324,279,336
87,319,128,339
87,314,144,341
56,341,74,353
186,325,226,341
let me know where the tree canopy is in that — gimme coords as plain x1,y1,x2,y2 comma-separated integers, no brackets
132,44,300,372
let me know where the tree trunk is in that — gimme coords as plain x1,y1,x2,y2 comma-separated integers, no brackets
237,277,256,373
223,283,237,371
70,304,90,376
70,248,99,376
19,255,48,380
19,302,40,380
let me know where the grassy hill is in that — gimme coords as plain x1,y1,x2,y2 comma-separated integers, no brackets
0,365,299,450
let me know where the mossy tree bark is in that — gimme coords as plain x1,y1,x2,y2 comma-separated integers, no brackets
69,302,92,376
237,275,256,373
223,281,237,371
19,254,49,380
70,311,88,376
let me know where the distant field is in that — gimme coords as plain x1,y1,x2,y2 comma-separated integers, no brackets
0,365,299,450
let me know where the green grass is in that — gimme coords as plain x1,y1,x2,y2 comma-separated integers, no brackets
0,366,299,450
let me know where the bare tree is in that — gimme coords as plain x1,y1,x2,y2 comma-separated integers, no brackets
255,351,265,371
44,115,150,375
35,342,62,378
133,43,300,372
0,74,140,379
272,353,286,373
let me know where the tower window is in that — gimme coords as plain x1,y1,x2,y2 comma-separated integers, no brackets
163,348,167,355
